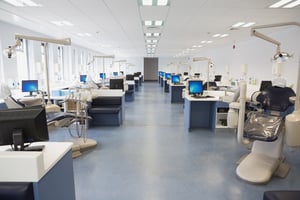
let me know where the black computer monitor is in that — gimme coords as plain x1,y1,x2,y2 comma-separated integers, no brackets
171,75,180,84
22,80,38,96
113,72,118,76
0,107,49,151
109,78,124,91
214,75,222,82
183,72,188,76
165,73,171,80
260,80,272,92
99,73,106,79
126,74,134,80
188,80,203,96
80,75,87,83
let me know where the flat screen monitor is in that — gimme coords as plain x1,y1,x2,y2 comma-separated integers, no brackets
126,74,134,80
99,73,106,79
159,71,165,77
113,72,118,76
188,80,203,96
109,78,124,91
165,73,171,80
0,107,49,151
22,80,38,96
260,80,272,92
80,75,87,83
214,75,222,82
171,75,180,84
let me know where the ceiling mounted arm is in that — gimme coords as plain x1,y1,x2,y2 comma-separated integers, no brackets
251,22,300,60
15,34,71,45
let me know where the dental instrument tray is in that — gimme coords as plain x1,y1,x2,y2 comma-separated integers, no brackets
243,111,284,142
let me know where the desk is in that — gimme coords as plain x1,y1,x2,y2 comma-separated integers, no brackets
0,142,75,200
170,83,185,103
184,95,219,131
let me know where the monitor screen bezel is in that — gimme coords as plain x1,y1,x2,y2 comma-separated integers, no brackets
188,80,203,95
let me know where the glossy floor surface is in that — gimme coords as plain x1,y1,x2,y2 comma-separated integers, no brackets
49,82,300,200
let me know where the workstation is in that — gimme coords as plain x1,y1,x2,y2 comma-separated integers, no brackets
0,0,300,200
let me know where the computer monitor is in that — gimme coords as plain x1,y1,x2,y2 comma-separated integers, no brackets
171,75,180,84
214,75,222,82
188,80,203,96
21,80,38,96
260,80,272,92
80,75,87,83
126,74,134,80
183,72,188,76
109,78,124,91
99,73,106,80
160,71,165,77
165,73,171,80
0,107,49,151
113,72,118,76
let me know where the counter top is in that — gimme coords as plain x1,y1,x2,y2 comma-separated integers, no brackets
0,142,73,182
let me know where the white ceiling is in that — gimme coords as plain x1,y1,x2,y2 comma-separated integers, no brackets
0,0,299,58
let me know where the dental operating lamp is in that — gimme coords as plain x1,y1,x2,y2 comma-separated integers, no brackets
192,57,213,90
5,34,71,113
251,22,300,61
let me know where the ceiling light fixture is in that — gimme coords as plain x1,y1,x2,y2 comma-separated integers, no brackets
155,20,163,26
142,0,153,6
213,34,221,37
144,20,152,26
232,22,245,28
269,0,293,8
157,0,168,6
3,0,41,7
220,34,229,38
283,0,300,8
51,21,74,26
242,22,256,27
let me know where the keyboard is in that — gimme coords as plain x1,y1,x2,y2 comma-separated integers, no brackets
192,95,215,99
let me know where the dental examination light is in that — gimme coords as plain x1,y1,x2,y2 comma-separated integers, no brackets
6,34,71,113
251,22,300,62
193,57,214,89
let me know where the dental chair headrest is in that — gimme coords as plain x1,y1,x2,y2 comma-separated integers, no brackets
273,78,286,88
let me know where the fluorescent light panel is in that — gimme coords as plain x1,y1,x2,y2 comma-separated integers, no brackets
242,22,256,27
51,21,74,26
142,0,153,6
157,0,168,6
155,20,163,26
283,0,300,8
232,22,245,28
4,0,41,7
269,0,293,8
144,20,152,26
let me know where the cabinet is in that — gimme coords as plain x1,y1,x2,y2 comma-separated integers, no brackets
216,101,229,128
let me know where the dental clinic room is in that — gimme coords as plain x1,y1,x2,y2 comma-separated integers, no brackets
1,0,300,200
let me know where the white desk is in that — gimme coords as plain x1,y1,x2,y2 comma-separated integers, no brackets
0,142,75,200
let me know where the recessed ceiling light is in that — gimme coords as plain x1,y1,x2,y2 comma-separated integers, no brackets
212,34,221,37
152,39,158,43
3,0,42,7
220,34,229,38
269,0,293,8
232,22,245,28
145,33,152,37
242,22,256,27
142,0,153,6
155,20,163,26
283,0,300,8
146,39,152,43
144,20,152,26
157,0,168,6
153,33,160,37
206,41,213,44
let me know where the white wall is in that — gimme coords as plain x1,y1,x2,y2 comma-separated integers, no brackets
192,27,300,89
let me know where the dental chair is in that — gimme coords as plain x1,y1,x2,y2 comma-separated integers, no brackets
236,81,296,184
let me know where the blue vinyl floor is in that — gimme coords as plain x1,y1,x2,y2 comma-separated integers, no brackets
49,81,300,200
